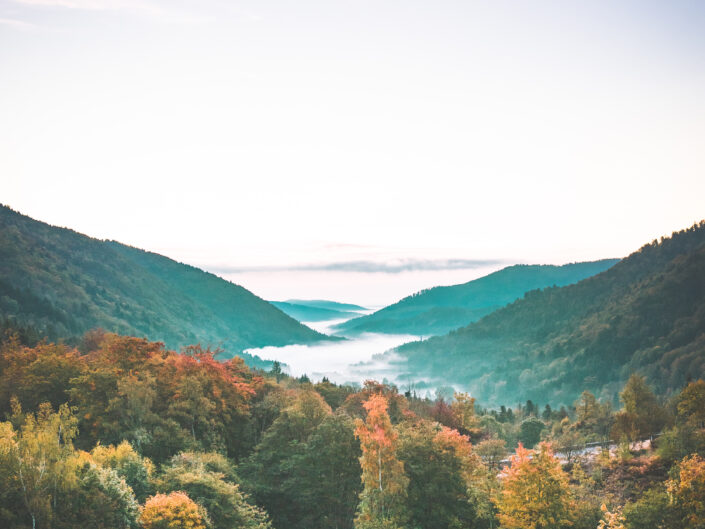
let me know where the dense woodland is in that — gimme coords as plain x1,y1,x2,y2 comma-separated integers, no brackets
393,222,705,406
2,208,704,528
335,260,619,336
1,330,704,529
0,205,327,359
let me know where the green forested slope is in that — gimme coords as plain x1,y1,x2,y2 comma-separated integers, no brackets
391,222,705,405
334,260,619,336
0,205,327,353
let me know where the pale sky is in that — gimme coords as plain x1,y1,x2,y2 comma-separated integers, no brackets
2,0,704,305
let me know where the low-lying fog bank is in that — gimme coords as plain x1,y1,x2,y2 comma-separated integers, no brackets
246,316,463,396
245,325,417,386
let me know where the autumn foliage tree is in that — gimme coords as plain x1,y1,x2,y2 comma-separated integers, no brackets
496,442,573,529
140,492,207,529
451,392,483,439
667,454,705,528
0,400,78,529
354,394,408,529
597,504,626,529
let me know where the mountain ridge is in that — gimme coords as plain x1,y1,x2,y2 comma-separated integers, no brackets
385,221,705,405
334,259,620,337
0,204,328,356
270,300,364,322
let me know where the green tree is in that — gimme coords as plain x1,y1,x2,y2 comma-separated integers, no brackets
90,441,154,502
552,423,586,466
519,417,545,448
241,392,361,529
157,452,271,529
289,414,362,529
622,487,675,529
105,373,158,452
56,454,139,529
574,391,613,442
398,422,480,528
476,438,507,471
613,375,667,442
677,380,705,429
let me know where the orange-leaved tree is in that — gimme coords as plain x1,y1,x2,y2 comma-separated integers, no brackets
496,442,573,529
354,393,408,529
140,491,207,529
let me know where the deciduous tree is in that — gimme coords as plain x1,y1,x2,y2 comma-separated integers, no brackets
354,394,408,529
613,375,666,443
140,492,207,529
667,454,705,528
496,442,573,529
677,380,705,429
0,401,77,529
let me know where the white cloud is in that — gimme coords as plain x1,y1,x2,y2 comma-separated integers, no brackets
209,258,505,275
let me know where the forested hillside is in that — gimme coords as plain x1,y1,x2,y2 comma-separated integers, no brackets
1,331,704,529
334,260,618,336
0,205,327,354
391,221,705,405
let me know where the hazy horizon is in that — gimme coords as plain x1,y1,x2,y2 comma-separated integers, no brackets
3,0,704,304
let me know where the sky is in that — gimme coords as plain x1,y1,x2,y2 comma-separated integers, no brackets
2,0,704,305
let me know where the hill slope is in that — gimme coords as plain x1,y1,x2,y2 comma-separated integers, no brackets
387,222,705,406
0,205,327,354
334,260,619,336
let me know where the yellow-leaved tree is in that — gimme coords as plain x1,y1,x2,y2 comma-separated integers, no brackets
496,442,573,529
140,491,207,529
598,504,626,529
0,400,77,529
667,454,705,528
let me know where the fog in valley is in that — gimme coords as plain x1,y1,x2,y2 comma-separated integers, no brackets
245,317,430,389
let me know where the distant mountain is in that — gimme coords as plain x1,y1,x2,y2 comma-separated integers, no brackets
386,221,705,406
0,205,329,357
270,300,365,322
334,260,619,336
284,299,368,312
